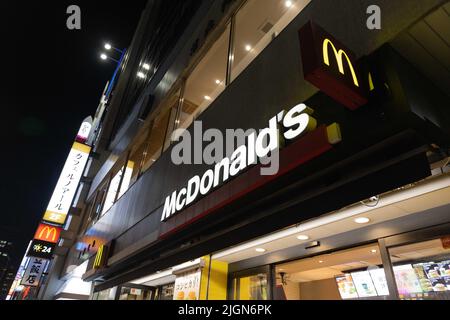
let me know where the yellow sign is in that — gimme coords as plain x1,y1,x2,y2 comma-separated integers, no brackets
94,245,106,269
43,211,67,225
323,38,360,87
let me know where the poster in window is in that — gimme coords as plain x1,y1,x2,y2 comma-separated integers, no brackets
335,274,358,299
173,269,202,301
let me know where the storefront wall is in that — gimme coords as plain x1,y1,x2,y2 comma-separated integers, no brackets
82,0,448,291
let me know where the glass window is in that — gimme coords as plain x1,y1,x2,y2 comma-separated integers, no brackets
238,274,269,300
141,109,173,173
389,237,450,300
128,129,150,187
274,244,387,300
179,24,230,133
163,89,181,152
118,286,153,301
231,0,310,81
92,181,108,220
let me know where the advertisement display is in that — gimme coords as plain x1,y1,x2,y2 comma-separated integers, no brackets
173,269,202,301
369,268,390,296
351,271,378,298
335,274,358,299
20,258,48,287
43,141,91,225
393,265,423,295
422,263,447,292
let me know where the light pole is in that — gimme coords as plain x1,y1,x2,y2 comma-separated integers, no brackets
100,42,127,98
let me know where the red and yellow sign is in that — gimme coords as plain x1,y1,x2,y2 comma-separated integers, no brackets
34,223,62,244
299,21,368,110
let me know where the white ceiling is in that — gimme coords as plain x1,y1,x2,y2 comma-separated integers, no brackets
213,175,450,264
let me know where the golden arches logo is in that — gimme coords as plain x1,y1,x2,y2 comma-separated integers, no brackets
94,245,105,269
322,38,360,87
35,225,60,243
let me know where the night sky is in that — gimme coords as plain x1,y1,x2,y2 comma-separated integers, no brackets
2,1,147,269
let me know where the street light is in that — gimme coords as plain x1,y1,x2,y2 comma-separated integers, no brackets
99,41,127,98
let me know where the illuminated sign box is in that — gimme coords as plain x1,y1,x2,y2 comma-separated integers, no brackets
27,239,56,260
34,223,62,244
299,21,368,110
43,142,91,226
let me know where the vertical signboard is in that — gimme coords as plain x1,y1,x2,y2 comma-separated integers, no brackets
42,142,91,225
20,258,48,287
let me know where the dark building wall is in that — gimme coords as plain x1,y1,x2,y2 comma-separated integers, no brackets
81,0,446,277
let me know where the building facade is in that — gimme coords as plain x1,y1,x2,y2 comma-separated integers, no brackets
40,0,450,300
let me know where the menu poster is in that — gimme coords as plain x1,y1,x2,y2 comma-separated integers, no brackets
335,274,358,299
393,265,423,295
439,261,450,290
351,271,378,298
423,263,447,292
412,264,433,293
369,269,389,296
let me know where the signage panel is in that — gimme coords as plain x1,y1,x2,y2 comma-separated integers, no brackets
27,240,56,260
20,258,48,287
299,21,368,110
43,142,91,225
34,223,62,244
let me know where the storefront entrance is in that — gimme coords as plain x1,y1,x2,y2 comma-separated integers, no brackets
227,223,450,301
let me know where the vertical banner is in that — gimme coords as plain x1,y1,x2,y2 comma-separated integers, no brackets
173,269,202,300
20,258,48,287
43,142,91,225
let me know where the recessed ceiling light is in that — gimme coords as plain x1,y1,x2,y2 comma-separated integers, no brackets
297,235,310,241
137,72,146,79
354,217,371,224
279,268,285,272
215,79,221,85
204,95,212,100
319,260,324,264
255,248,266,253
245,45,252,52
143,63,150,70
371,249,377,253
285,0,293,8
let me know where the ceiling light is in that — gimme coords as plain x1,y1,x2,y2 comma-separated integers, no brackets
137,72,146,79
296,235,310,241
104,43,112,50
245,45,252,52
371,249,377,253
285,0,293,7
354,217,371,224
319,260,324,264
204,95,212,100
100,53,108,60
215,79,221,85
143,63,150,70
255,248,266,253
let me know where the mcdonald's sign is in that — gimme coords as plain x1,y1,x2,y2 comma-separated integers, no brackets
93,245,109,270
299,21,368,110
34,223,62,244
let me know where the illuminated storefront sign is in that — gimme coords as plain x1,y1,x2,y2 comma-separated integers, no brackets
75,120,92,144
93,245,109,270
161,103,333,222
20,258,48,287
43,142,91,225
299,21,368,110
34,223,62,244
27,240,56,260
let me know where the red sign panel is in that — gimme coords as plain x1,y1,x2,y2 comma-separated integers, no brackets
34,223,62,244
299,21,368,110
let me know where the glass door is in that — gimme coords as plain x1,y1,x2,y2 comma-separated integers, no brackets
229,266,271,300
